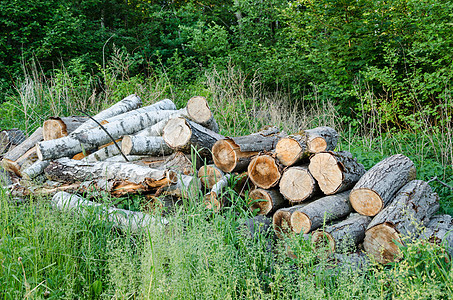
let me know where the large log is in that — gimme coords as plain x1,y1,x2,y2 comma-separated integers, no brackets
43,116,88,141
349,154,416,216
36,135,96,161
158,152,200,176
186,96,219,133
204,174,231,212
0,128,26,154
248,154,283,189
363,180,439,264
212,127,283,173
249,188,286,216
290,191,352,234
2,127,43,176
122,135,173,156
52,191,168,232
198,164,224,189
162,117,224,157
311,213,372,254
421,214,453,258
72,94,142,134
309,151,365,195
275,126,338,166
82,142,122,162
279,165,319,203
44,158,177,196
272,204,310,238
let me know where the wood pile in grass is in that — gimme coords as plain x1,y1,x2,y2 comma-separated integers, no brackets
1,94,451,266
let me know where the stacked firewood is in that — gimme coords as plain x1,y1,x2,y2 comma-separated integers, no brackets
1,94,452,264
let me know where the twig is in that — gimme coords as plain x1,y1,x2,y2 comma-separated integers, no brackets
427,176,453,190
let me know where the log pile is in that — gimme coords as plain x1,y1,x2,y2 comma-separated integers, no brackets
1,93,451,266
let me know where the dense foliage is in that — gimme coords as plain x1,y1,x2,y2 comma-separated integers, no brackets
1,0,452,128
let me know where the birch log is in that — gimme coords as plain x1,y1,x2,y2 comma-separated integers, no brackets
204,174,231,212
83,142,122,162
22,160,50,180
43,116,88,141
52,191,168,232
421,214,453,258
249,188,286,216
0,128,26,154
2,127,43,176
311,213,372,254
349,154,416,216
198,164,224,189
279,165,319,203
290,191,352,234
212,126,283,173
248,154,283,189
122,136,173,156
36,136,96,161
275,126,338,167
72,94,142,134
363,180,439,264
309,151,365,195
162,117,224,157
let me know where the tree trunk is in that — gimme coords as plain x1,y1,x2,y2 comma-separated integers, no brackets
0,128,26,154
72,94,142,134
83,142,122,162
275,126,337,167
350,154,416,216
158,151,200,176
249,188,286,216
272,204,310,238
186,96,219,133
72,109,178,146
162,117,224,157
363,180,439,264
309,151,365,195
198,164,224,189
43,116,88,141
22,160,50,180
52,191,168,232
311,213,372,254
45,158,177,196
421,214,453,258
157,174,201,199
212,126,283,173
290,190,352,234
36,135,96,161
2,127,43,176
204,174,231,212
279,165,319,203
122,135,173,156
248,154,283,189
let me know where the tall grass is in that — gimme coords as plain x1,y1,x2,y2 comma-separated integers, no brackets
1,59,452,298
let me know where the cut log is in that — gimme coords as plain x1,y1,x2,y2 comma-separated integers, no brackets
162,117,224,157
248,154,283,189
100,98,176,124
36,136,96,161
204,174,231,212
290,191,352,234
22,160,50,180
83,142,122,162
249,188,286,216
72,109,179,146
2,147,38,177
0,128,26,154
52,191,168,232
197,164,224,189
363,180,439,264
421,214,453,258
44,158,177,196
274,126,338,167
311,213,372,254
272,204,310,238
186,96,219,133
309,151,365,195
3,127,42,162
43,116,88,141
349,154,416,216
158,152,200,176
279,165,319,203
122,135,173,156
157,174,201,199
72,94,142,134
212,126,283,173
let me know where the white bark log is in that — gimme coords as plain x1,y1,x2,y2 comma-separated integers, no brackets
122,135,173,156
22,160,50,180
204,174,231,212
82,142,122,162
36,136,96,161
52,191,168,232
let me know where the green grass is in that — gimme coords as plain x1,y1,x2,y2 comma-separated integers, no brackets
1,62,453,298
